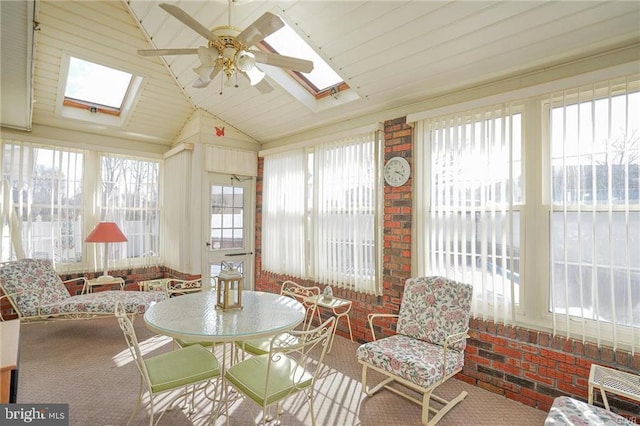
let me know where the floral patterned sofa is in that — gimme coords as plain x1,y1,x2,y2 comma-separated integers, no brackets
544,396,634,425
356,276,473,426
0,259,166,321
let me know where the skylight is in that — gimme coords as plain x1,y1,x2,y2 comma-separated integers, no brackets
64,57,133,111
262,22,346,96
57,54,143,127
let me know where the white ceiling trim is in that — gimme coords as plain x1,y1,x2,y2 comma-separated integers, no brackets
407,61,640,123
259,122,383,157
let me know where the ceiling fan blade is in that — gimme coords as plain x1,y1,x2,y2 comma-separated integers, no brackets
159,3,220,44
254,78,274,94
235,12,284,47
252,51,314,73
138,48,199,57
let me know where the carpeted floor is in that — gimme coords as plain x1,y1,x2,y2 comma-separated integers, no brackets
16,317,547,425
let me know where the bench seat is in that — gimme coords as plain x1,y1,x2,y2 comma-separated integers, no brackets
0,259,165,321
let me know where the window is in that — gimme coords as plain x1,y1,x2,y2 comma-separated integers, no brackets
64,57,133,116
262,150,306,277
414,72,640,350
0,144,162,272
57,55,143,126
99,155,160,265
1,142,84,265
547,78,640,334
311,137,378,291
415,106,522,323
262,131,382,295
260,20,348,99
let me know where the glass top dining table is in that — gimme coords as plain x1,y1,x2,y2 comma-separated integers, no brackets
143,290,306,344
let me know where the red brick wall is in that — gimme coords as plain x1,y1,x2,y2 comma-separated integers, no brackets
462,319,639,420
254,116,640,421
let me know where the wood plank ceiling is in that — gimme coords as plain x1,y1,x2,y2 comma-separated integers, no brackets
5,0,640,151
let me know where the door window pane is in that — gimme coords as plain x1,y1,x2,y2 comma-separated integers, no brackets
210,185,244,249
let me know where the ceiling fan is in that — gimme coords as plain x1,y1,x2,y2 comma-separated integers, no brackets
138,2,314,94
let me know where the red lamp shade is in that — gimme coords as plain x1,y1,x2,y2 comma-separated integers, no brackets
85,222,128,243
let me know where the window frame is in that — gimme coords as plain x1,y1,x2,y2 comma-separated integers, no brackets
412,69,640,350
0,141,162,273
56,54,143,127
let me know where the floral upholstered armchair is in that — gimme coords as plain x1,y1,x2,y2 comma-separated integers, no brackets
0,259,166,321
356,276,473,426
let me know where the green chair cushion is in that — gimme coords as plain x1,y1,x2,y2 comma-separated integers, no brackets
145,344,220,393
225,354,313,407
175,338,214,348
238,333,299,356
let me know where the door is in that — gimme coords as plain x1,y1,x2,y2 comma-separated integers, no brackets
203,173,255,290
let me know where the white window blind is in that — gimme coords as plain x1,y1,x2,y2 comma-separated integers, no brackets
262,149,307,276
1,141,84,267
311,134,378,294
98,155,160,269
415,105,522,324
261,131,381,294
547,76,640,350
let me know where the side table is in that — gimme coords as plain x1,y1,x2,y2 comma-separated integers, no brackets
306,294,353,353
85,276,125,293
588,363,640,410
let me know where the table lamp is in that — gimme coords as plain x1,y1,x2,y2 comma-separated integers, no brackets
85,222,127,282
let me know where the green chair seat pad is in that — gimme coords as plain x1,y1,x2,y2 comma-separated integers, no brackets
239,333,299,356
225,354,313,407
175,338,215,348
145,344,220,393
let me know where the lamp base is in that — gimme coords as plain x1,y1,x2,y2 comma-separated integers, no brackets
95,275,116,283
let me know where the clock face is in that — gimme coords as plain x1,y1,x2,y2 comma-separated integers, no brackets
384,157,410,187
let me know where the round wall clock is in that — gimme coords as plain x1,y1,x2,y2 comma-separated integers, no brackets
383,156,411,187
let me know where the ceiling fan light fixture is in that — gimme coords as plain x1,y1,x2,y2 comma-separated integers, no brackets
235,50,255,72
193,64,213,80
197,46,216,67
245,66,265,86
140,4,307,95
193,77,210,89
222,47,236,59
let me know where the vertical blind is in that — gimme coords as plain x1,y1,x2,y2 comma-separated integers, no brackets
262,149,307,276
415,105,521,324
262,131,380,294
312,135,378,293
1,141,84,268
98,154,161,269
547,76,639,351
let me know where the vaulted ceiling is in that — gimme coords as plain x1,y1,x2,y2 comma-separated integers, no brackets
2,1,639,153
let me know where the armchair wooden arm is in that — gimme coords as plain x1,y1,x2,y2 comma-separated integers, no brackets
440,330,469,383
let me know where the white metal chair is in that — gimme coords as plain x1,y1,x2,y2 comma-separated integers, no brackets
166,278,204,298
225,316,336,426
114,301,220,426
236,280,320,357
356,276,473,426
